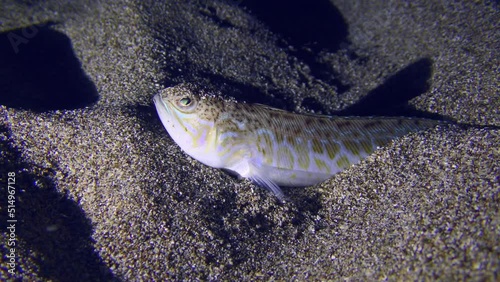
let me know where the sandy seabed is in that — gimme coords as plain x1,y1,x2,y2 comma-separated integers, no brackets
1,0,499,280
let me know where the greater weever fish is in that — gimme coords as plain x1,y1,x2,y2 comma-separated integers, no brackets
154,83,442,200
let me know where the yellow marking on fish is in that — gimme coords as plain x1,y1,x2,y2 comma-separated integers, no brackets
154,83,443,200
257,130,275,164
297,147,310,170
326,142,340,160
315,158,330,173
286,135,297,147
312,139,324,154
277,147,295,170
342,140,360,156
359,140,374,154
336,156,351,169
275,132,284,144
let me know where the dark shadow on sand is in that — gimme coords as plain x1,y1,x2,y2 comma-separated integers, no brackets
241,0,351,93
0,23,98,111
337,58,445,119
0,125,116,281
240,0,347,52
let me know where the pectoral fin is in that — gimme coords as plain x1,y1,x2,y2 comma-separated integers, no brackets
248,161,286,201
227,159,287,201
249,174,286,202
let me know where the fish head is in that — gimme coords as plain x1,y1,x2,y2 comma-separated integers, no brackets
153,83,224,167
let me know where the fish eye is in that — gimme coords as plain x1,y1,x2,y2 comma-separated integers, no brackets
175,96,198,111
179,97,191,106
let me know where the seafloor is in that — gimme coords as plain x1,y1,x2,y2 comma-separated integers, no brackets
0,0,498,280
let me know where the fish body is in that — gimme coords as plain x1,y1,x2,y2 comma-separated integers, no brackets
154,83,441,200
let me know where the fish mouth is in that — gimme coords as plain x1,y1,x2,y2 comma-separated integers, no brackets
153,93,175,130
153,94,171,116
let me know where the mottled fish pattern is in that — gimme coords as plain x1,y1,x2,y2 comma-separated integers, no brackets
154,83,442,200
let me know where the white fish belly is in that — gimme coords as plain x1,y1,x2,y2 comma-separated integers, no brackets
257,164,333,187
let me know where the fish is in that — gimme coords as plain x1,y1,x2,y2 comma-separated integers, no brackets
153,83,442,200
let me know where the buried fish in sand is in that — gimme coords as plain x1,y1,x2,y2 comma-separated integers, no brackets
154,83,443,200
